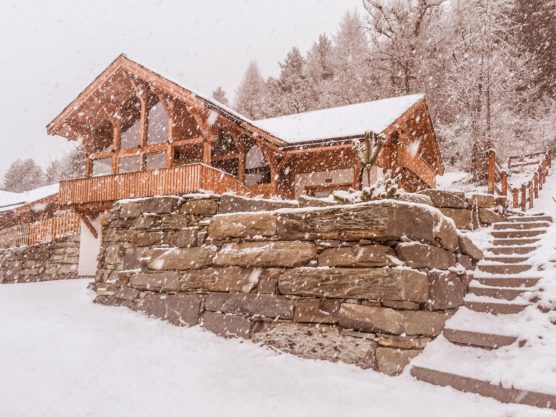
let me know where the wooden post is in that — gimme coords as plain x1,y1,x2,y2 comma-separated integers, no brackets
521,184,527,212
487,149,496,194
512,188,519,209
528,181,534,209
500,171,508,197
534,172,539,198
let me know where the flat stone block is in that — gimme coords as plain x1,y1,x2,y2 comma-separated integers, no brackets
213,241,316,267
318,245,397,267
278,267,428,303
208,213,277,239
338,304,450,336
204,292,295,319
202,311,252,339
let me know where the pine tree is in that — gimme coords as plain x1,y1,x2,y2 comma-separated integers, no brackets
212,86,230,106
2,159,45,192
268,47,313,116
306,34,335,109
234,61,266,119
329,11,374,106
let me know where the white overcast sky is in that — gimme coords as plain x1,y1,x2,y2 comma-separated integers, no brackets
0,0,363,178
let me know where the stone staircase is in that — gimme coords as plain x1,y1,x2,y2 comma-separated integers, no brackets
410,213,556,410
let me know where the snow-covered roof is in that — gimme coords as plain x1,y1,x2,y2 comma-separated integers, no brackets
0,183,59,213
253,94,424,144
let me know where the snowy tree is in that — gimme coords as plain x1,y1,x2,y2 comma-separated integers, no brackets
512,0,556,100
329,11,375,106
438,0,538,175
212,86,229,106
2,159,45,192
44,145,86,185
363,0,446,96
305,34,335,109
265,47,313,116
234,61,266,119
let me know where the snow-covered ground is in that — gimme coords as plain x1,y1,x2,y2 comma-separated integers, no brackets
0,280,552,417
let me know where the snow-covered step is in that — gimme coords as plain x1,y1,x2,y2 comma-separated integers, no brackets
493,221,550,230
410,366,556,410
492,237,541,246
506,215,552,223
486,246,538,255
443,328,517,349
476,264,533,274
491,229,546,239
474,276,540,288
483,255,530,263
464,301,528,315
468,286,530,301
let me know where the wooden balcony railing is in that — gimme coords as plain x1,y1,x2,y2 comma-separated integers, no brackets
58,163,253,206
0,213,80,249
488,149,552,211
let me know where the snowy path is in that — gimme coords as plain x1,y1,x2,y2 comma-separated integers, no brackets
0,280,552,417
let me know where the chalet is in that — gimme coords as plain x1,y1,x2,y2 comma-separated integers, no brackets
2,54,444,275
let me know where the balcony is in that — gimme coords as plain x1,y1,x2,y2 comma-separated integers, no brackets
58,163,253,206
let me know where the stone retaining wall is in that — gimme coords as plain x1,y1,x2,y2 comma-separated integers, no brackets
93,194,483,375
0,235,80,283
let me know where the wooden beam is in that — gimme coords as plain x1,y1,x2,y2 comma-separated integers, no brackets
73,209,98,239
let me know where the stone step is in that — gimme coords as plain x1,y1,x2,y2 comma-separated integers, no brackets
483,255,530,264
474,276,540,288
410,366,556,410
476,264,533,274
493,222,550,230
464,301,528,314
486,246,538,255
493,238,541,246
468,286,529,300
506,215,552,223
443,329,517,349
491,230,546,239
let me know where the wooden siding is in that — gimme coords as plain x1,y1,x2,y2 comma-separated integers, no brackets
0,213,80,249
58,163,252,206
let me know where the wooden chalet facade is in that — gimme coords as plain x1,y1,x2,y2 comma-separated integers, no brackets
47,54,443,218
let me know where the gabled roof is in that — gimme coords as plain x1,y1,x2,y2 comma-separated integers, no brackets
254,94,425,144
46,54,287,147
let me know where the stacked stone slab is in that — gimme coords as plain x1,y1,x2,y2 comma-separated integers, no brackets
417,190,507,229
93,194,482,375
0,235,80,283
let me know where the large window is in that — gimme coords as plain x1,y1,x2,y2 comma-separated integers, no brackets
147,102,169,144
120,97,141,149
118,155,141,174
92,158,112,177
245,144,271,185
145,153,166,171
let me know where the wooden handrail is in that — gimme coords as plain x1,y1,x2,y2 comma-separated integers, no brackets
488,148,551,211
0,213,80,249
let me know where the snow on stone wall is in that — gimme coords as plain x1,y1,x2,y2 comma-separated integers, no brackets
92,193,483,376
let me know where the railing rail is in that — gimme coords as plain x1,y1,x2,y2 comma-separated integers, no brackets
0,213,80,249
58,163,252,206
488,148,552,211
